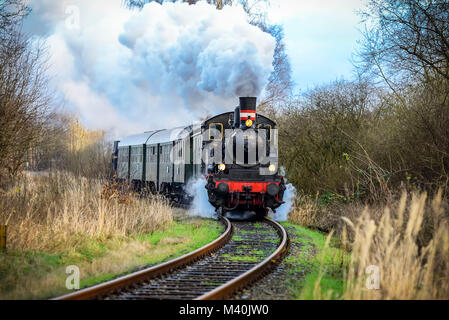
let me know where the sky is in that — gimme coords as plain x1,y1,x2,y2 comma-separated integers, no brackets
22,0,369,138
269,0,368,92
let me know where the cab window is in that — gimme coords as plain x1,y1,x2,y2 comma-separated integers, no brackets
209,123,223,141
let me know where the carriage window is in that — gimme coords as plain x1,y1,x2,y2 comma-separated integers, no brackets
257,124,272,141
209,123,223,141
159,146,162,154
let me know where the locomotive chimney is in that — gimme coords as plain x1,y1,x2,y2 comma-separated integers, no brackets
239,97,257,128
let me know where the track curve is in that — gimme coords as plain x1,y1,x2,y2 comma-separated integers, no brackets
54,217,288,300
198,218,288,300
55,216,232,300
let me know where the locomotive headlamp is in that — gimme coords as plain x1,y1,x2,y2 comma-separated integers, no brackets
245,119,253,127
268,164,276,172
218,163,226,171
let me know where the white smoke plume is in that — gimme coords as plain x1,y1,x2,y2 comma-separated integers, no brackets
23,0,276,138
185,178,217,219
269,166,297,221
270,183,296,222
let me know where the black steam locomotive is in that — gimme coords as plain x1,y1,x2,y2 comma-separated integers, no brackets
112,97,285,217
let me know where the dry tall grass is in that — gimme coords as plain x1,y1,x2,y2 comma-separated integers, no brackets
289,195,365,233
291,190,449,299
342,191,449,299
0,171,173,252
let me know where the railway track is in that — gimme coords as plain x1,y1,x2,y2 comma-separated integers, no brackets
55,217,288,300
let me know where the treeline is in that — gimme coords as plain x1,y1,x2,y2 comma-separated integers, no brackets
270,0,449,202
27,114,111,179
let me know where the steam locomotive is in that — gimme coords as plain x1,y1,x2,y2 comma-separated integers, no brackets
112,97,285,218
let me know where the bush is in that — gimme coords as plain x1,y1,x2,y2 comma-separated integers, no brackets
277,77,449,201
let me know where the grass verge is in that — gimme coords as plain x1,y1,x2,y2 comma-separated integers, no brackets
0,218,222,300
281,222,347,300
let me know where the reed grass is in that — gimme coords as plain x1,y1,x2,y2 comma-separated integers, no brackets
341,190,449,299
303,191,449,299
0,171,173,252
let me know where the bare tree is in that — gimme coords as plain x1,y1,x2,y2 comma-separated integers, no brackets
356,0,449,189
0,0,29,38
0,0,53,180
124,0,232,9
357,0,449,85
259,24,292,114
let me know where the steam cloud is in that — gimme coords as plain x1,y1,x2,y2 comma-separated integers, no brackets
269,166,297,222
23,0,275,138
270,183,296,222
185,178,217,219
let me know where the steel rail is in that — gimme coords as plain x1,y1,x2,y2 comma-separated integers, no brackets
54,216,232,300
196,217,289,300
